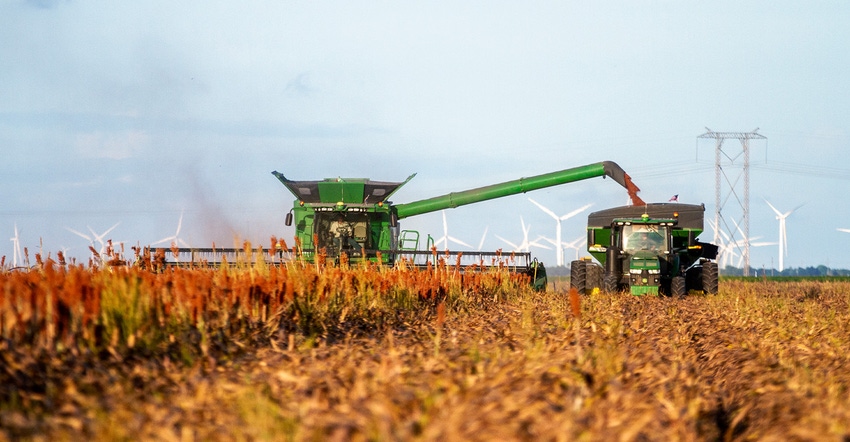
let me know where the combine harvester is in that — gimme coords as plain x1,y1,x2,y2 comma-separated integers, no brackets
157,161,646,291
571,203,719,297
265,161,643,290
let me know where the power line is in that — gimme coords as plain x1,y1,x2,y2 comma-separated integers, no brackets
698,128,767,277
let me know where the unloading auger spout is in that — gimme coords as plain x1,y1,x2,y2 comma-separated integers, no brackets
393,161,644,219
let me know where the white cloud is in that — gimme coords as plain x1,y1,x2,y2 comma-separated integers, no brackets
73,130,149,160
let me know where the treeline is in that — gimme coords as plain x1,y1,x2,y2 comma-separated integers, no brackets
722,265,850,278
551,264,850,278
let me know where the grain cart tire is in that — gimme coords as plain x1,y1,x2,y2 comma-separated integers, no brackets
702,261,719,294
587,263,603,295
672,276,687,298
603,272,619,293
570,260,586,294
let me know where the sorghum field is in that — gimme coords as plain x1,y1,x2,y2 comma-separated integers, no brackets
2,246,849,441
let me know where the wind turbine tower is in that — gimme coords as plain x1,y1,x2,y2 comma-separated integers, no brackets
765,200,801,272
698,128,767,276
9,224,22,268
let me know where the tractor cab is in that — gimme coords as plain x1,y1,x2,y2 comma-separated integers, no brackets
621,224,669,253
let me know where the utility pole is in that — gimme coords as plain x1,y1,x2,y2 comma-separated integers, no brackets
698,128,766,277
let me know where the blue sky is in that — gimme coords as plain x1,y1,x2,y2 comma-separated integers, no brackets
2,1,849,270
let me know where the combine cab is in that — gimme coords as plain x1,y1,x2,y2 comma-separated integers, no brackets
572,203,719,297
273,161,644,291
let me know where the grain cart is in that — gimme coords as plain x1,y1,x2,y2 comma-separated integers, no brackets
571,203,719,296
272,161,643,290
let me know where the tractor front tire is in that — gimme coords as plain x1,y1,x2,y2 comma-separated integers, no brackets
603,272,619,293
672,276,687,298
702,261,719,294
570,260,586,295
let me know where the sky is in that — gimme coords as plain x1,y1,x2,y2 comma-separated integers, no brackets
2,1,849,271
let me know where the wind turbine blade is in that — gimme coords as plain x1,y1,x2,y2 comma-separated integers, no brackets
448,236,472,249
477,226,489,251
764,199,782,217
102,222,120,238
66,227,92,242
564,235,585,248
175,212,184,236
838,228,850,234
536,235,557,247
529,237,552,250
528,198,558,219
153,235,176,246
495,235,519,251
560,203,593,221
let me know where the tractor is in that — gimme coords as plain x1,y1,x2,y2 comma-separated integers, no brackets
571,202,719,296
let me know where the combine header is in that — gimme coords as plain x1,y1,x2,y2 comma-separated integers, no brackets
272,161,643,290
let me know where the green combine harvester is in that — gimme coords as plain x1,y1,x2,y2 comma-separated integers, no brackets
272,161,643,290
571,203,719,297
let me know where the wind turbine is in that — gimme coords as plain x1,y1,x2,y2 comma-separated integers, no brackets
89,223,120,252
563,235,586,262
9,224,22,268
496,216,550,253
154,211,190,248
710,220,738,269
432,211,471,250
765,200,803,272
67,222,120,259
725,218,777,269
528,199,592,267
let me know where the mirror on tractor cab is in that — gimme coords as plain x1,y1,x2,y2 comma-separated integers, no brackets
285,211,293,226
588,229,607,253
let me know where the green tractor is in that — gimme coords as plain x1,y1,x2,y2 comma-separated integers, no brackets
272,161,644,290
571,203,719,297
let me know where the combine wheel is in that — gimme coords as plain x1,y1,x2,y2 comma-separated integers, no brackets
702,261,719,294
569,260,586,294
671,276,687,298
603,272,619,293
587,263,603,295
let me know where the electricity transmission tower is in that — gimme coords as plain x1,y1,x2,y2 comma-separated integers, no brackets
698,128,767,276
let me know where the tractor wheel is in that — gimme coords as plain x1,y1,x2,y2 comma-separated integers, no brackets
587,263,603,295
570,260,586,295
671,276,687,298
702,261,719,294
603,272,619,293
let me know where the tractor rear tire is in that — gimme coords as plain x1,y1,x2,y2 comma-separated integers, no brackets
603,272,619,293
587,263,603,295
702,261,719,294
570,260,586,295
672,276,687,298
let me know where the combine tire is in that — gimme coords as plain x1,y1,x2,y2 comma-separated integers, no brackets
702,261,719,294
570,260,586,294
603,272,619,293
671,276,687,298
587,263,603,294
